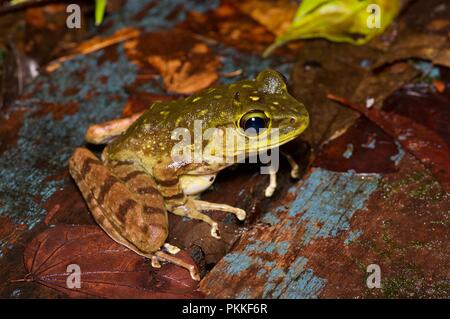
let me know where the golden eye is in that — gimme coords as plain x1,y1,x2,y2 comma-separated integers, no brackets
239,111,270,135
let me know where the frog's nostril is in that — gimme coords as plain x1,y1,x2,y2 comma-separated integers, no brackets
290,117,296,124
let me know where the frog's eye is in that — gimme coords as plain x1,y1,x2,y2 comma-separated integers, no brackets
239,110,270,135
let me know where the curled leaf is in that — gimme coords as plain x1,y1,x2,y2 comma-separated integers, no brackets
264,0,401,56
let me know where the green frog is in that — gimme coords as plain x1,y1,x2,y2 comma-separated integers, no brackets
69,69,309,280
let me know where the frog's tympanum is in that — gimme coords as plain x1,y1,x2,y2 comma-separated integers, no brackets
69,69,309,280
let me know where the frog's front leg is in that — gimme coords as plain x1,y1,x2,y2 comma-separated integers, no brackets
264,152,301,197
152,162,239,239
170,199,221,239
265,170,278,197
166,197,246,239
282,151,301,179
192,200,246,221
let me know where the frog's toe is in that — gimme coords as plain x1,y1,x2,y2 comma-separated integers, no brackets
291,167,300,179
164,243,181,255
265,186,276,197
236,209,246,221
151,256,162,268
211,222,220,239
189,266,201,281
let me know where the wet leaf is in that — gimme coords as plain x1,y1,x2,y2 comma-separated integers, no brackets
24,225,202,299
352,62,419,109
328,94,450,192
374,33,450,68
122,92,175,117
291,41,379,149
314,117,400,173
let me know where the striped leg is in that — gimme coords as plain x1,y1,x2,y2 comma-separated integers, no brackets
69,148,168,254
69,148,200,280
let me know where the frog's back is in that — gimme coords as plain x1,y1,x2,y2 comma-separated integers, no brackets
102,70,309,167
103,82,241,163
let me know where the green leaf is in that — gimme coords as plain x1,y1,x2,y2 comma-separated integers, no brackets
95,0,107,26
264,0,401,57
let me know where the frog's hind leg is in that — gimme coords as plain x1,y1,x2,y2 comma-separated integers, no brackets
69,148,168,254
154,251,200,281
69,148,200,280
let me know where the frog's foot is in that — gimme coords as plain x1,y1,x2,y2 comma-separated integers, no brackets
155,251,200,281
265,171,277,197
163,243,181,255
192,199,246,221
282,152,301,179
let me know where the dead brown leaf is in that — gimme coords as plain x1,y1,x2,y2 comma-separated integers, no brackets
46,27,140,72
292,41,380,149
352,62,420,109
24,225,202,299
375,32,450,68
233,0,297,36
328,93,450,192
124,30,220,95
180,2,277,54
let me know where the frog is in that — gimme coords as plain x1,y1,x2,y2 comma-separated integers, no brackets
69,69,309,280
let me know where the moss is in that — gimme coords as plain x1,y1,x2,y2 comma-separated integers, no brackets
382,276,450,298
409,240,426,249
380,171,446,202
382,276,417,298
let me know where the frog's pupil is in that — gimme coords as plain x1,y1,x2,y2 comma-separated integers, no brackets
244,117,266,134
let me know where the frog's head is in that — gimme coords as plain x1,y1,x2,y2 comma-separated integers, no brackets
221,69,309,156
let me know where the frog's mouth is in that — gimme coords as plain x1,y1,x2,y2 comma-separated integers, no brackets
230,118,309,155
190,117,308,165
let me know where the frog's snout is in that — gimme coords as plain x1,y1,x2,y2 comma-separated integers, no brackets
280,116,299,128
